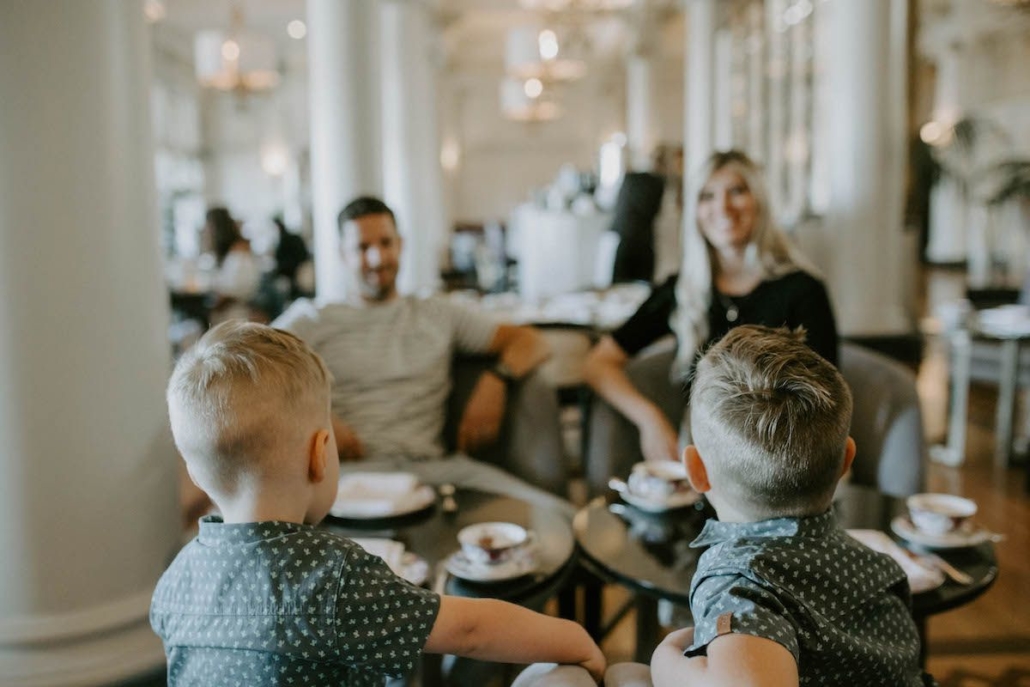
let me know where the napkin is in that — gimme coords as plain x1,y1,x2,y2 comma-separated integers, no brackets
334,472,420,517
846,529,945,593
349,538,406,574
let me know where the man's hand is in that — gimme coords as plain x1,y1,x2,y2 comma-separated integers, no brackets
457,372,507,453
639,412,680,463
331,415,364,461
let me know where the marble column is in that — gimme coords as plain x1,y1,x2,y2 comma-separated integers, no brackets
0,2,179,684
684,0,717,181
380,0,448,295
823,0,911,335
307,0,382,300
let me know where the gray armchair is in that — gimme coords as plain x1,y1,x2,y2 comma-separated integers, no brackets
443,355,569,498
585,340,927,498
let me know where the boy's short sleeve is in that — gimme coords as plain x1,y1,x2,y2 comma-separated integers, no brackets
686,573,800,663
334,545,441,677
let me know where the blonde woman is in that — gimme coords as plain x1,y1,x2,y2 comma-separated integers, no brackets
583,150,838,485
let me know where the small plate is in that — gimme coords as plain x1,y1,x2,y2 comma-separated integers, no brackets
330,484,436,520
399,552,429,587
444,546,539,583
890,515,994,549
620,489,701,513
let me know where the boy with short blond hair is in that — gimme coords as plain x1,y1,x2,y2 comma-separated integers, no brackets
651,325,928,687
152,321,604,686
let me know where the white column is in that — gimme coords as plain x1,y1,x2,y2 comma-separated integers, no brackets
0,3,179,684
823,0,911,335
626,53,658,171
307,0,382,300
381,0,447,295
685,0,718,180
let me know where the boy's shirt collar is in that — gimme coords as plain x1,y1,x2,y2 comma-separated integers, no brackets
690,509,837,548
197,515,308,545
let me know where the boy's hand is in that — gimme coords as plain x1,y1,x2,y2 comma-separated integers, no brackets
579,642,607,683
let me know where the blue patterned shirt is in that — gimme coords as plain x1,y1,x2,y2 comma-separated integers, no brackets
686,511,926,686
151,517,440,686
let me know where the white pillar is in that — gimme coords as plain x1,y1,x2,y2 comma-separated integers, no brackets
626,53,658,171
0,2,179,684
685,0,717,180
823,0,911,335
381,0,447,295
307,0,382,300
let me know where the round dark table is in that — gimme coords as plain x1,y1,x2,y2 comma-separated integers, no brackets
574,483,998,662
323,488,577,608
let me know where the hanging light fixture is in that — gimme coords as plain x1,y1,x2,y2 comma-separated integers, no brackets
194,4,279,93
500,78,562,123
520,0,633,11
505,25,587,82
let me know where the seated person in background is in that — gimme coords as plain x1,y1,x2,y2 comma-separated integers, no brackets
152,322,605,686
274,196,570,512
273,216,311,299
204,206,261,323
583,149,838,483
650,325,930,687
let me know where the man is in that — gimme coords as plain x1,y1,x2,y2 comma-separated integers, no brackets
274,196,569,509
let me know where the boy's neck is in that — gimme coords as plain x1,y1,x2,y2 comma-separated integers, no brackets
215,485,311,525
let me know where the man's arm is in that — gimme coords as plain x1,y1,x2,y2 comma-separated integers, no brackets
651,628,798,687
457,324,551,452
425,596,605,682
331,413,364,461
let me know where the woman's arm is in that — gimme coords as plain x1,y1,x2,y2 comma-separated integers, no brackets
583,336,679,463
425,596,606,682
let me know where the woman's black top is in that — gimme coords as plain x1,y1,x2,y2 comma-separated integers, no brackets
610,270,839,368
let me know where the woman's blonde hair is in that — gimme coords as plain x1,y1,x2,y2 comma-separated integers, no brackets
671,150,817,379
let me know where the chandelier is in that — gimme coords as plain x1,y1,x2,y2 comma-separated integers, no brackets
194,5,279,93
520,0,633,11
505,25,587,82
500,78,562,123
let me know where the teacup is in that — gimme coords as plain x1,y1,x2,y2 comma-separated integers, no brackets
906,493,977,536
457,522,529,565
626,461,691,501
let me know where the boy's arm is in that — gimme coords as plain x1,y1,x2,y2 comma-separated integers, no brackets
424,596,605,682
651,628,798,687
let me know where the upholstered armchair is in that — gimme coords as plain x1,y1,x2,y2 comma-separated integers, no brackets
585,339,927,499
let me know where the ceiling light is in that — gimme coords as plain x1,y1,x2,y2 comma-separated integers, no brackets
143,0,166,23
501,78,561,123
524,78,544,99
287,20,307,40
195,5,279,94
506,26,586,82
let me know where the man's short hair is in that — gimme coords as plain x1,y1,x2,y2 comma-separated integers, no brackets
337,196,396,238
689,325,852,518
166,321,332,494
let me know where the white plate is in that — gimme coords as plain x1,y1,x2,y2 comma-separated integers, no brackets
444,547,539,583
890,515,994,550
398,552,429,587
330,484,436,520
620,489,701,513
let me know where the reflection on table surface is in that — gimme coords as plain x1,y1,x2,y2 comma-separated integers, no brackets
574,483,998,617
322,488,576,606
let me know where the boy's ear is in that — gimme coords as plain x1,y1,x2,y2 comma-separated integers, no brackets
841,436,857,479
683,445,711,493
308,429,331,483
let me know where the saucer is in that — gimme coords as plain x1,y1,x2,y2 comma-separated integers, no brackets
890,515,994,549
444,546,539,583
620,489,701,514
330,484,436,520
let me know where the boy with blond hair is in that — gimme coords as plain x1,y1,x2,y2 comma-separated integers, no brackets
651,325,929,686
151,321,604,686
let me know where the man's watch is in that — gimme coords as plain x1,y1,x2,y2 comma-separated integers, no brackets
489,361,518,385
